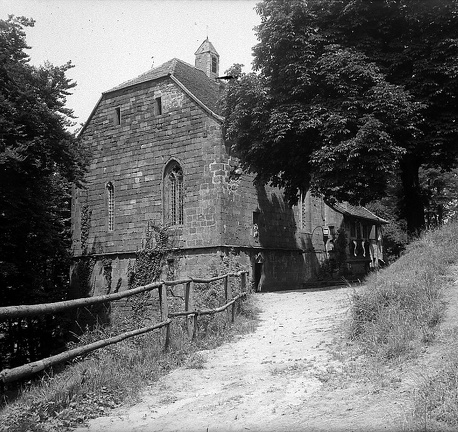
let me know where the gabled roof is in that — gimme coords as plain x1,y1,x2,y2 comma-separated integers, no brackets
105,58,178,93
329,202,389,224
79,58,224,136
105,58,223,116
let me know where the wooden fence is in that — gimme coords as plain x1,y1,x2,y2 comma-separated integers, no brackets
0,271,249,384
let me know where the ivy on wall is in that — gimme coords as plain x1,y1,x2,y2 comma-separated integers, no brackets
73,202,96,297
101,257,112,293
80,203,92,254
130,223,175,288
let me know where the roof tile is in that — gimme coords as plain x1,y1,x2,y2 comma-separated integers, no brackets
330,202,389,224
104,58,223,115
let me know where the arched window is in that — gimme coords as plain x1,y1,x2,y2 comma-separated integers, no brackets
164,161,184,225
106,182,115,231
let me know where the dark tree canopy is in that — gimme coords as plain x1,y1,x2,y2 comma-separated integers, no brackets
222,0,458,234
0,16,87,365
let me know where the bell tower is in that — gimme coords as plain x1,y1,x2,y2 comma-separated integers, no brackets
194,37,219,79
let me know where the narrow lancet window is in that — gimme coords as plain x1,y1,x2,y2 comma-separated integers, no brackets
114,107,121,125
155,97,162,115
164,162,183,225
106,182,115,231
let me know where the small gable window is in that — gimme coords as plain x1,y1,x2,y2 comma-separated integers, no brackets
106,182,115,231
211,55,217,73
114,107,121,125
163,161,184,225
154,97,162,115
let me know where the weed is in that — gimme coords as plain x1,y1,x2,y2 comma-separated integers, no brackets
185,352,206,369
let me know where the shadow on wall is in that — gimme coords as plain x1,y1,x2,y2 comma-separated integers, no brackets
69,236,112,338
309,223,351,282
253,187,355,289
253,185,305,291
255,184,298,249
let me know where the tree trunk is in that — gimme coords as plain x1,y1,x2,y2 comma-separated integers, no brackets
399,157,425,236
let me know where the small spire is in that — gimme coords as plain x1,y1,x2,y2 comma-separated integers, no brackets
194,37,220,79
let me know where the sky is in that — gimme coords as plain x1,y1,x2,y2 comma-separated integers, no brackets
1,0,261,130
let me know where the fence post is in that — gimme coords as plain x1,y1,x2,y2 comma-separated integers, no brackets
241,271,247,293
165,322,171,351
159,282,170,350
239,271,248,314
224,275,232,322
224,275,231,300
184,281,194,338
192,312,198,340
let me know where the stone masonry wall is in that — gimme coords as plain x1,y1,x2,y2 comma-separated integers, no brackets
70,74,353,295
72,77,225,257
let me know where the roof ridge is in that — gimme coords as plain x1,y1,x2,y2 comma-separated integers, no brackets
172,57,195,69
169,58,178,74
327,201,389,224
103,58,176,94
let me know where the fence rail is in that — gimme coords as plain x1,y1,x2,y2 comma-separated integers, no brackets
0,271,249,384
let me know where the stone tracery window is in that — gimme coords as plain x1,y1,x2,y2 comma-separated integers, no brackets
164,161,184,225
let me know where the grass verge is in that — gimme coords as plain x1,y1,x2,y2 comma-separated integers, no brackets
348,221,458,360
343,220,458,430
0,295,259,432
413,337,458,432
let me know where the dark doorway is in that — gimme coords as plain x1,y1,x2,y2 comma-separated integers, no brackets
254,263,263,292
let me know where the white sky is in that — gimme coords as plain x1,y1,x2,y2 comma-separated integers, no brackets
1,0,260,130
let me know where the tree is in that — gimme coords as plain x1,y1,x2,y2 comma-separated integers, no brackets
222,0,458,235
421,167,458,227
0,16,87,366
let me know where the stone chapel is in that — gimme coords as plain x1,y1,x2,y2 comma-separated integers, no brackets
70,38,387,295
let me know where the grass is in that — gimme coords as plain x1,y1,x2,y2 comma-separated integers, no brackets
413,339,458,432
348,221,458,360
0,291,259,432
345,219,458,430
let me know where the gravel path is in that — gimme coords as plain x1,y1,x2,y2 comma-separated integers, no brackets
75,286,414,432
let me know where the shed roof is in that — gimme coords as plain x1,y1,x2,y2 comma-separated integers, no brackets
330,202,389,224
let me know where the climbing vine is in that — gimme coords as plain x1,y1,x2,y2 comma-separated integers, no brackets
74,202,95,296
80,203,92,254
130,223,175,288
122,223,176,326
101,257,113,293
73,256,96,296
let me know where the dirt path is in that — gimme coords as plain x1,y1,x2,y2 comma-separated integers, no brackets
74,286,415,432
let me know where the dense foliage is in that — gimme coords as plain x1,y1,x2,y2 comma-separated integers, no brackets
222,0,458,234
0,16,87,366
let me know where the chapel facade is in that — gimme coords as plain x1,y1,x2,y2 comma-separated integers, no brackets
70,39,386,296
